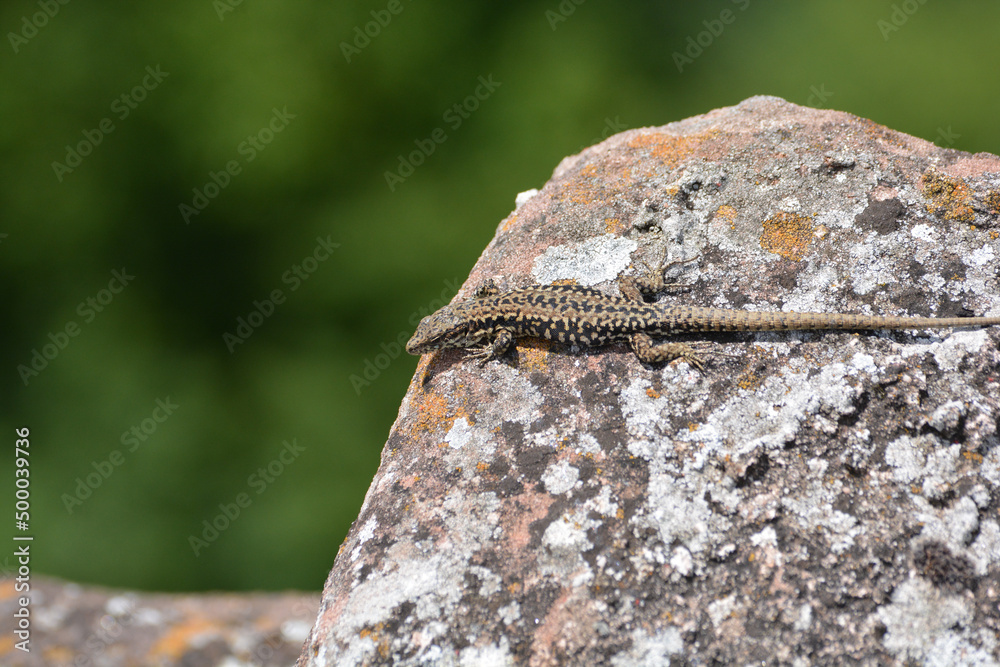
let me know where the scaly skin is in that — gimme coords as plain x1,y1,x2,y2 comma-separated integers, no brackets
406,277,1000,371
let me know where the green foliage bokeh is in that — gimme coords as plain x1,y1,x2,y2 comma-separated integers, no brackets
1,1,998,591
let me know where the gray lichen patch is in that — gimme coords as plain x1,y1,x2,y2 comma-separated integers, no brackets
531,234,637,286
874,578,998,665
300,96,1000,666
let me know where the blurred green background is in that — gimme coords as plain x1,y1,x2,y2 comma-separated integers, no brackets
1,1,998,592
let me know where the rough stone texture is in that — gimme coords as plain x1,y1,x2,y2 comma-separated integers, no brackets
1,575,318,666
299,97,1000,666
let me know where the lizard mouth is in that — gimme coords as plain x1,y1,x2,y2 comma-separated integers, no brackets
405,330,432,354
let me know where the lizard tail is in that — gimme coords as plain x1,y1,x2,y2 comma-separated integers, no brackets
666,306,1000,333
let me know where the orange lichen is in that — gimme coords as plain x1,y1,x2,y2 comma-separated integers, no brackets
359,624,391,659
604,217,628,234
715,204,738,231
626,130,716,169
736,370,765,392
149,618,220,661
921,169,975,222
860,118,909,149
407,391,468,442
499,212,519,234
983,189,1000,215
560,163,613,206
43,646,77,663
760,211,816,261
517,338,553,372
559,130,719,205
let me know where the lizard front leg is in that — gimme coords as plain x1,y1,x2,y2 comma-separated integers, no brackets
467,327,515,363
630,333,705,372
473,279,501,298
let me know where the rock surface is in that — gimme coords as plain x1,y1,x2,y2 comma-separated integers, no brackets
1,576,318,666
299,96,1000,666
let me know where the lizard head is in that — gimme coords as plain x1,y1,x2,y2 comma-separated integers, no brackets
406,303,482,355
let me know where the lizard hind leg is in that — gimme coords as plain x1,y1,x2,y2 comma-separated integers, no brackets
630,333,706,372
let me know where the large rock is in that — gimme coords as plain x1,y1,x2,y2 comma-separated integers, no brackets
1,576,318,666
299,97,1000,666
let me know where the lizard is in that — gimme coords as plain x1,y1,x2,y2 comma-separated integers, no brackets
405,262,1000,371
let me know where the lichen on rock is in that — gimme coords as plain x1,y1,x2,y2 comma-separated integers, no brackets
299,96,1000,667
